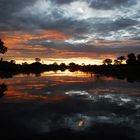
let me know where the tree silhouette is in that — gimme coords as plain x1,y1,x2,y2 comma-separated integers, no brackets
69,62,77,67
117,56,125,64
35,58,41,63
103,59,112,65
0,58,3,61
22,62,28,65
137,54,140,64
0,39,7,54
10,60,16,64
53,62,58,66
60,63,66,67
126,53,136,65
0,83,8,97
114,59,121,65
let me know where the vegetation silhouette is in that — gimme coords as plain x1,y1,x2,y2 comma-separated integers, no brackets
0,39,7,54
0,83,8,98
103,59,112,65
91,53,140,82
117,56,126,64
0,54,140,82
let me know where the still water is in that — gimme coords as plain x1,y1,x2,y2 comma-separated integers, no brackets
0,70,140,139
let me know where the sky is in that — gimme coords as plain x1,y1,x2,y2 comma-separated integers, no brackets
0,0,140,64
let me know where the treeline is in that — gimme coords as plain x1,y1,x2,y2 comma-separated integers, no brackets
0,53,140,73
89,53,140,83
103,53,140,65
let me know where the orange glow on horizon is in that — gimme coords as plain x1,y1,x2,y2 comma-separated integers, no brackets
13,57,103,65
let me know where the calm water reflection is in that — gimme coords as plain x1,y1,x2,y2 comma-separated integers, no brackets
0,70,140,139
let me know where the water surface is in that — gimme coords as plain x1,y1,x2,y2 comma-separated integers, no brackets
0,70,140,139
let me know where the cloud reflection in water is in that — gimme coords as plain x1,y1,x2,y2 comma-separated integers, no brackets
0,71,140,139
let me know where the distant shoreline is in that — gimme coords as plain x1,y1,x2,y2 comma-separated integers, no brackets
0,61,140,82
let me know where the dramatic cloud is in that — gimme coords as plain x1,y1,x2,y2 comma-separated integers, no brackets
53,0,75,4
0,0,139,64
89,0,137,10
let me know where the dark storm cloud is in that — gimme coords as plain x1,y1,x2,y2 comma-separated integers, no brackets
38,18,90,35
0,0,139,59
89,0,137,10
89,18,139,33
13,13,139,37
52,0,75,4
0,0,37,31
0,0,139,35
0,0,36,20
46,17,138,37
52,0,137,9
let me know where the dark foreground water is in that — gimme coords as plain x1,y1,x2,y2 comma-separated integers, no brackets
0,70,140,140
